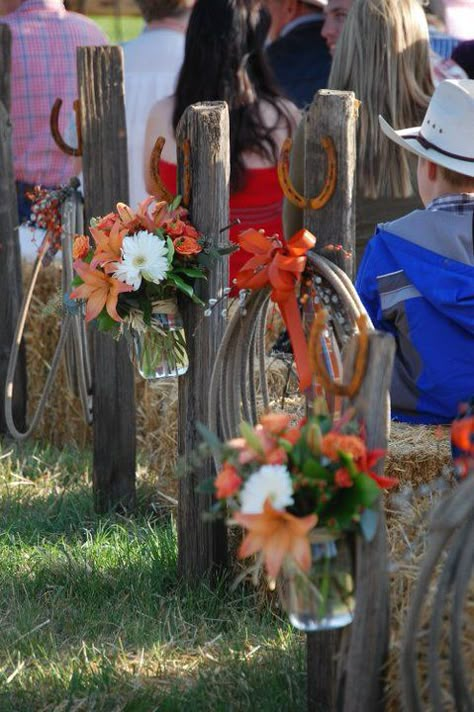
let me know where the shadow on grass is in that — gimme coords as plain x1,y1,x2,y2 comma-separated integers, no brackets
0,626,305,712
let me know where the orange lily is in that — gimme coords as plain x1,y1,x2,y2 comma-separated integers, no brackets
70,260,133,322
234,499,318,580
235,228,316,391
451,416,474,454
90,219,128,271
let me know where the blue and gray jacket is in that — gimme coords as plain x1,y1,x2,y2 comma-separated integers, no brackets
355,209,474,424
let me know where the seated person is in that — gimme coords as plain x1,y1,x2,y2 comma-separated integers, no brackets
356,79,474,425
144,0,299,287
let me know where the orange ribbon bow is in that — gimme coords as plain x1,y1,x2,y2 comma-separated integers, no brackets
235,228,316,391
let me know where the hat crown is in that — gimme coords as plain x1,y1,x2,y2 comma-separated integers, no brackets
420,80,474,161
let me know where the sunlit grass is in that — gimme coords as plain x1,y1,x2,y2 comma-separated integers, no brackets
90,14,143,44
0,439,305,711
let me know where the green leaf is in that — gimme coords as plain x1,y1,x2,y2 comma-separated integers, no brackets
174,267,206,278
360,508,378,542
167,273,195,299
169,195,182,212
302,459,331,480
96,309,119,333
216,244,239,256
353,473,380,507
195,422,223,455
240,421,263,455
166,236,175,265
196,477,217,495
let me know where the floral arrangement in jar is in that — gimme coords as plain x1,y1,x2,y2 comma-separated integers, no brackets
199,408,398,631
70,196,226,379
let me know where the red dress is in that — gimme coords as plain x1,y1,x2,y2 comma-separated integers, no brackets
159,160,284,285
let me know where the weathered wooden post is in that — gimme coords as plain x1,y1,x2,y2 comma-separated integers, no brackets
175,102,230,581
301,90,392,711
77,46,136,512
303,90,357,279
300,89,358,712
0,24,27,435
341,332,394,712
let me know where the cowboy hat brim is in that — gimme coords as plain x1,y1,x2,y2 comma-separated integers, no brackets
379,115,474,178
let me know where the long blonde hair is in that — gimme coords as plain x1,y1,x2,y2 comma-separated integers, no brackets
328,0,434,199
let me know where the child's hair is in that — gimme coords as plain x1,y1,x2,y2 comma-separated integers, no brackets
439,165,474,190
134,0,191,23
328,0,434,200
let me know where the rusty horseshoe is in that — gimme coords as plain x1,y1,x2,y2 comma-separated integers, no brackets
278,135,337,210
149,136,192,207
308,309,369,398
50,98,82,157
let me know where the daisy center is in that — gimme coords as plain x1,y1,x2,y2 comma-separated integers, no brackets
132,255,147,268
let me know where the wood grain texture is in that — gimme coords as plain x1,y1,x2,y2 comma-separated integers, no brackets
0,41,27,434
0,25,11,113
304,90,357,712
341,331,395,712
176,102,230,582
77,46,136,513
303,90,357,280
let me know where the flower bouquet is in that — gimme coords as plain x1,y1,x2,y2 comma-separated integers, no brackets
70,196,215,379
200,409,398,631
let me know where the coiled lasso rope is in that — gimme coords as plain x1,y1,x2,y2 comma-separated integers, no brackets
4,186,93,440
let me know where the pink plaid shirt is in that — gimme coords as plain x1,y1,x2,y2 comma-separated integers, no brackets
3,0,107,186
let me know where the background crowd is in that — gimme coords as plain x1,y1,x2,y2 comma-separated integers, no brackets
0,0,473,425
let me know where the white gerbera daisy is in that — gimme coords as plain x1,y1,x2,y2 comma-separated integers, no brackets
239,464,294,514
114,230,169,290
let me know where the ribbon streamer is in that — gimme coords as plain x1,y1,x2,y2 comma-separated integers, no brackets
235,228,316,391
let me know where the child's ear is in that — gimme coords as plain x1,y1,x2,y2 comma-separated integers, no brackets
427,161,438,181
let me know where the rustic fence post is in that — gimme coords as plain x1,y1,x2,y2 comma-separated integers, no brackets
302,90,358,711
175,101,230,582
341,332,394,712
0,24,27,435
77,46,136,512
303,89,357,280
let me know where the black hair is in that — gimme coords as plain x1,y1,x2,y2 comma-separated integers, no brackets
172,0,293,192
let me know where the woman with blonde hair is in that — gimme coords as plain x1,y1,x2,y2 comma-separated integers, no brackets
284,0,434,266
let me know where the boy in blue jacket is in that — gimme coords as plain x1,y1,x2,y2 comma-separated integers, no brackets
355,79,474,424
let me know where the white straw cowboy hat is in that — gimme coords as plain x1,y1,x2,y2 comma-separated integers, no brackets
302,0,328,6
379,79,474,178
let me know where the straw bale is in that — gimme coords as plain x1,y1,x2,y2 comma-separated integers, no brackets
386,422,452,488
385,481,473,711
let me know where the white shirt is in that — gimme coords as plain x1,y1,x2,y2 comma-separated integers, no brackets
122,26,185,207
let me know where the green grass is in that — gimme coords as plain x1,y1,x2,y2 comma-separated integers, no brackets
0,439,305,711
90,15,144,44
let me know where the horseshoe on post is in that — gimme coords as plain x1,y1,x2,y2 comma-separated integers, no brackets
308,308,369,398
50,98,82,157
149,136,192,207
278,135,337,210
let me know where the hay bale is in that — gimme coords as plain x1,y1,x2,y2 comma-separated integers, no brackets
385,481,473,711
386,422,452,488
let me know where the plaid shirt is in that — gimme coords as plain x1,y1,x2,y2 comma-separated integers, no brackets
427,193,474,214
3,0,107,186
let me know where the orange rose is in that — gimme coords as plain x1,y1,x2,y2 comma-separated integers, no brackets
260,413,291,435
320,432,366,461
72,234,90,260
215,463,242,499
174,236,202,255
166,219,186,237
184,224,199,238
